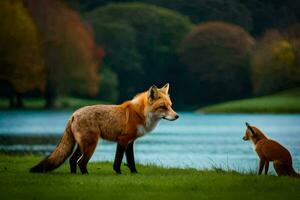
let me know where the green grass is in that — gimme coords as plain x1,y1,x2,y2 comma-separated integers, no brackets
0,155,299,200
199,87,300,113
0,97,108,110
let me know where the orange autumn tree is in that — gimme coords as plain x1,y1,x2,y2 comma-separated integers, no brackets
251,29,300,95
24,0,103,107
0,0,44,107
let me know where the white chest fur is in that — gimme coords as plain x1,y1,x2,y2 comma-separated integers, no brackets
137,113,160,137
250,140,257,152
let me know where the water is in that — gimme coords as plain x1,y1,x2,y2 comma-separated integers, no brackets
0,111,300,172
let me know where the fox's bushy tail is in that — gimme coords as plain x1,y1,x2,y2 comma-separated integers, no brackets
289,166,300,178
30,119,75,173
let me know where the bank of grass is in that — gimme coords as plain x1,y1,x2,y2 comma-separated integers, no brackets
0,154,299,200
199,87,300,113
0,97,107,110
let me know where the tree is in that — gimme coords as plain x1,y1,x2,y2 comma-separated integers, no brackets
284,24,300,71
145,0,253,32
67,0,300,36
86,3,192,104
251,29,300,95
240,0,300,36
66,0,109,11
24,0,103,107
97,67,119,102
89,22,142,101
180,22,254,105
0,0,44,108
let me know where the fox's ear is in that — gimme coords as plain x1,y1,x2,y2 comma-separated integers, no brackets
148,85,159,102
245,122,256,136
161,83,169,94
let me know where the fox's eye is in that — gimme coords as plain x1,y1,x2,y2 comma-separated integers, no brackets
157,105,167,110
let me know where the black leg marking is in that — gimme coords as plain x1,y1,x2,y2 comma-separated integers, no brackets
77,154,88,174
265,161,269,175
69,146,82,174
125,142,137,173
258,158,265,175
77,142,98,175
113,143,125,174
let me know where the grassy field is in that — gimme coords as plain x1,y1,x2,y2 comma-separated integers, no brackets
0,155,299,200
0,97,107,110
199,87,300,113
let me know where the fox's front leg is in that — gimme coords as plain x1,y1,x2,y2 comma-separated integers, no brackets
113,135,135,174
113,143,125,174
125,142,137,173
264,161,269,175
258,158,265,175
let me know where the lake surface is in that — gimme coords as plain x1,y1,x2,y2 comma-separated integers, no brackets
0,111,300,173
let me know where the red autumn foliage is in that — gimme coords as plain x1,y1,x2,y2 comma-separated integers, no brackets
24,0,103,106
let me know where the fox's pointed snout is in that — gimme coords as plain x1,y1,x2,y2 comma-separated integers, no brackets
163,114,179,121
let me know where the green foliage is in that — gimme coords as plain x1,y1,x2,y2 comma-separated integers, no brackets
1,0,300,109
68,0,300,36
240,0,300,36
98,67,119,103
145,0,253,32
180,22,255,105
86,3,192,102
90,22,142,100
0,0,44,93
1,154,300,200
93,22,142,73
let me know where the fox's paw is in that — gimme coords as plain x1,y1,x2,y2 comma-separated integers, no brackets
124,163,138,173
113,166,122,174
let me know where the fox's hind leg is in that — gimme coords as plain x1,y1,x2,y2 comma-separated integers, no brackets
77,135,99,174
69,145,82,173
273,161,288,176
125,142,137,173
69,145,81,173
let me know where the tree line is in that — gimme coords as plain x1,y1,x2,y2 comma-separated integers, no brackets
0,0,104,108
0,0,299,109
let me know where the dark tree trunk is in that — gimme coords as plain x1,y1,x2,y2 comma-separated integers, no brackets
9,94,15,108
15,93,24,108
0,80,16,108
44,82,57,108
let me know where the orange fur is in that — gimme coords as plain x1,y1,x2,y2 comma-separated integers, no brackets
243,123,299,177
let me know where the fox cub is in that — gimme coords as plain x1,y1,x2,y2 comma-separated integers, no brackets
243,122,299,177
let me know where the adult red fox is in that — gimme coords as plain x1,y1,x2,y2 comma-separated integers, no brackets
30,84,179,174
243,122,299,177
